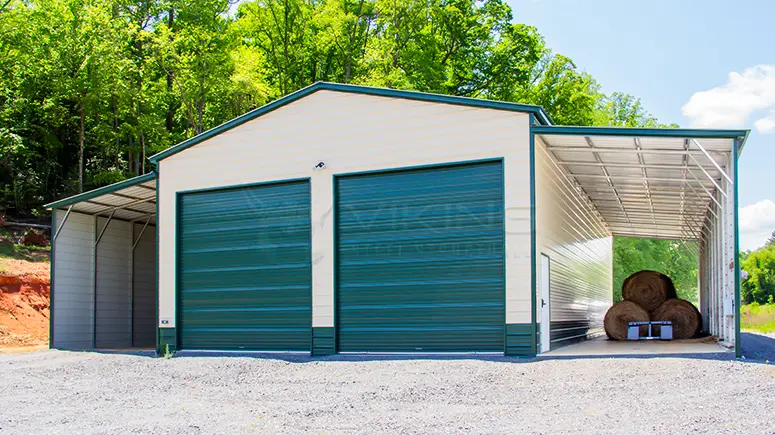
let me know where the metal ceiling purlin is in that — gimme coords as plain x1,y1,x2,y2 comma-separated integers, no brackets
691,139,733,185
537,130,741,242
633,138,656,226
90,196,156,217
547,146,728,156
556,161,718,171
584,136,631,230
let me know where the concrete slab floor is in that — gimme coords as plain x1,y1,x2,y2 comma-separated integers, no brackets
543,335,731,357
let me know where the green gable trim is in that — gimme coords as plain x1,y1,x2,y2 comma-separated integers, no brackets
45,172,157,210
312,327,336,356
505,323,535,357
148,82,552,164
157,327,177,355
531,125,750,140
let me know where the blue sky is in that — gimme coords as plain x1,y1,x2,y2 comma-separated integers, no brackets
507,0,775,250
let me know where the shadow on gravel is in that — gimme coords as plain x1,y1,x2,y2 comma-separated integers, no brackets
65,333,774,366
740,332,775,364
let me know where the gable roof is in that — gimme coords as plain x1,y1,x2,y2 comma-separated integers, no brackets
149,82,553,164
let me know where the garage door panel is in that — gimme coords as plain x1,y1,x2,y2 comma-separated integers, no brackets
337,330,503,353
179,329,310,351
180,248,310,270
336,161,505,353
340,281,504,305
178,181,311,351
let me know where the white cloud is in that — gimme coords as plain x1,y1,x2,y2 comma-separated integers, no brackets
754,111,775,133
739,199,775,251
682,65,775,133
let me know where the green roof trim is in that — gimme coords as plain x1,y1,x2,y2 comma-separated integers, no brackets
532,125,750,140
45,172,157,210
148,81,552,164
534,125,751,156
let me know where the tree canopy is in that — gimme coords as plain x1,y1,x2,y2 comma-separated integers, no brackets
740,232,775,305
0,0,668,216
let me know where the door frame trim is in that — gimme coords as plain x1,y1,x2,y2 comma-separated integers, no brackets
539,253,551,354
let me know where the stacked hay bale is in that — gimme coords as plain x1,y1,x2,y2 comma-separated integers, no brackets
604,270,701,340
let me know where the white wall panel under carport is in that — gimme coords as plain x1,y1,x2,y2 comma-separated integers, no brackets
534,135,612,352
52,211,157,349
51,211,94,349
698,156,737,346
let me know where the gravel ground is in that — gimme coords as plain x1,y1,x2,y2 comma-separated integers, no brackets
1,342,774,434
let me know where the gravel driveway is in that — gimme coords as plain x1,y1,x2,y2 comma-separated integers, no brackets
1,342,774,434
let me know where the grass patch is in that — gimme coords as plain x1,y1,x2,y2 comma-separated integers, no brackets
0,228,50,273
741,303,775,333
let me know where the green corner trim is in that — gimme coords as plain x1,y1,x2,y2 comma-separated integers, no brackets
157,327,177,355
45,172,157,210
149,82,552,164
312,327,336,356
505,324,536,357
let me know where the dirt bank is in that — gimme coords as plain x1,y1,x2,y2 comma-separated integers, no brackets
0,262,50,347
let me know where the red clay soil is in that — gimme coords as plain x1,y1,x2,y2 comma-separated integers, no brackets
0,259,50,347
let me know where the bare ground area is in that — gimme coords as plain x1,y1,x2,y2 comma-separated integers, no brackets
1,347,774,434
0,252,50,348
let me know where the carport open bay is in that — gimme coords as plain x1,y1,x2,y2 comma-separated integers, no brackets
1,338,773,435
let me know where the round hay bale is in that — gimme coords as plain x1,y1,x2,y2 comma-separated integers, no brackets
604,301,650,341
651,299,701,339
621,270,677,312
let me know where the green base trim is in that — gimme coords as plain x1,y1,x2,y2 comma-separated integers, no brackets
157,327,177,355
505,323,536,357
312,327,335,356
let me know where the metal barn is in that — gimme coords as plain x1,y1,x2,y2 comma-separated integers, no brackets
46,83,747,357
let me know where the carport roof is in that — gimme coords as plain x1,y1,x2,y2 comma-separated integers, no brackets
533,125,749,241
45,172,157,224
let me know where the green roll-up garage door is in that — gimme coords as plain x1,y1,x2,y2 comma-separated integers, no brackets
178,181,311,351
336,161,505,352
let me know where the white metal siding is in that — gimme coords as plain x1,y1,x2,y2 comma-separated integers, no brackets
158,90,532,328
52,211,94,349
132,223,156,347
95,217,132,348
698,157,736,347
535,136,613,348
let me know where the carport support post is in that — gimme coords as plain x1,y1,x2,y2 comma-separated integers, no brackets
733,138,741,358
92,209,116,348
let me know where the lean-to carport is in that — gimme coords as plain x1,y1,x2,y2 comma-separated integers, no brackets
532,126,748,356
46,173,157,349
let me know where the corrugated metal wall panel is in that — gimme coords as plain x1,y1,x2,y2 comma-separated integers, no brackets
52,212,94,349
336,162,505,352
95,217,132,348
178,181,312,351
535,137,613,350
132,223,156,347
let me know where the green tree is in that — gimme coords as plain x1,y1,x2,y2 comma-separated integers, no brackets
0,0,678,218
741,244,775,304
